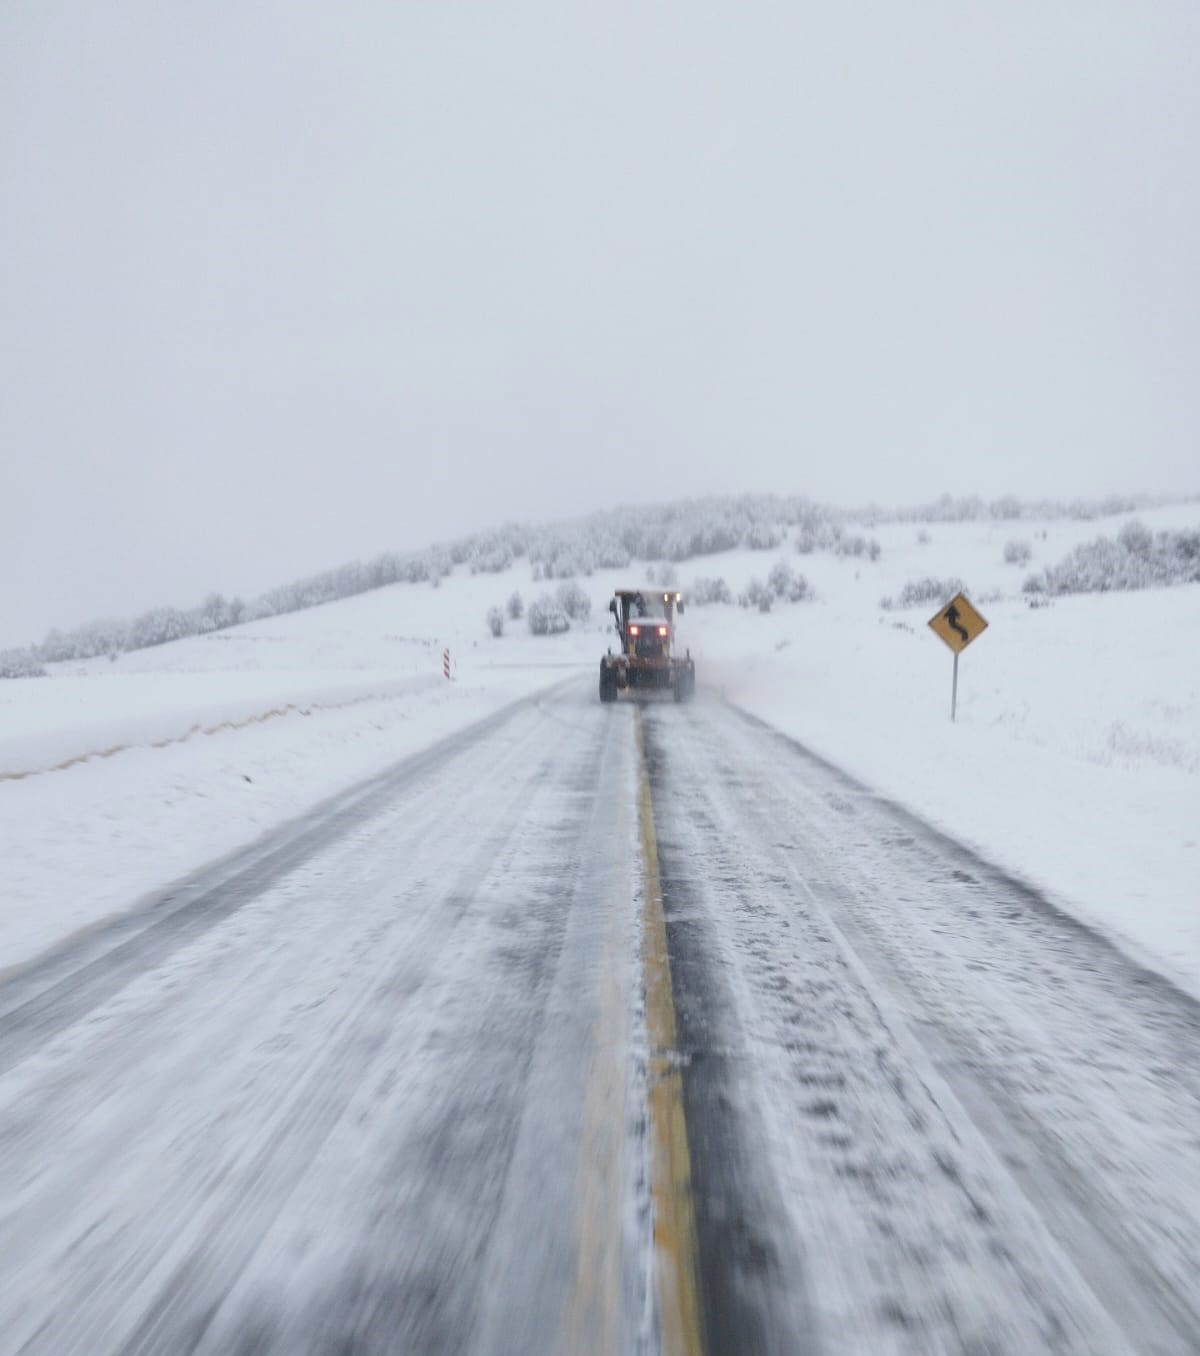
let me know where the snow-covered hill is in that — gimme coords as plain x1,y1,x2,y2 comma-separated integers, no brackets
1,501,1197,997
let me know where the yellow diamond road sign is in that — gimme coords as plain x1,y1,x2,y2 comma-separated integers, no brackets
928,591,988,654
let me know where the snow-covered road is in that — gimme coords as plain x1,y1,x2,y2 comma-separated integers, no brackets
646,700,1200,1356
1,682,1197,1355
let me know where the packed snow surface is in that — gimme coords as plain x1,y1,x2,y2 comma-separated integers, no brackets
4,686,1198,1354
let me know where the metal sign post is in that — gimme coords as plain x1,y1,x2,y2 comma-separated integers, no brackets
927,591,988,722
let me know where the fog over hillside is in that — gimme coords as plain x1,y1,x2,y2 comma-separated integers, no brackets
3,488,1196,674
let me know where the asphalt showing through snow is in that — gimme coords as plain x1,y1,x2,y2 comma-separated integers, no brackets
1,680,1198,1355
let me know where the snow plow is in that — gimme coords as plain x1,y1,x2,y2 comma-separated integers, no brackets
599,589,695,703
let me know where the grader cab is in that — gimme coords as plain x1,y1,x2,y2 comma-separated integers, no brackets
599,589,696,703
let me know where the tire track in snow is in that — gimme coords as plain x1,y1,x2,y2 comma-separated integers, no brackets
3,708,558,1356
718,702,1200,1356
0,687,561,1076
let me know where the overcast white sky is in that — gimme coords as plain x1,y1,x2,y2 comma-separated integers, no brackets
3,2,1198,646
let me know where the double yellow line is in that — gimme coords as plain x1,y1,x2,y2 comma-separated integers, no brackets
636,709,706,1356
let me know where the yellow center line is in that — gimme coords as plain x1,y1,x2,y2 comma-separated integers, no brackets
636,708,707,1356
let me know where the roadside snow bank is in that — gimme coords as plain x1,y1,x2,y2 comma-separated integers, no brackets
0,674,441,778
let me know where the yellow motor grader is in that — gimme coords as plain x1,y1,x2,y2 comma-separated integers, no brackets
599,589,695,703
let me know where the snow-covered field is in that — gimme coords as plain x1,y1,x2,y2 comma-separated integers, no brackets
2,501,1197,995
680,503,1200,998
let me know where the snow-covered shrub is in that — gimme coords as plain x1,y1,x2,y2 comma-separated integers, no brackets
1101,721,1199,774
427,547,453,579
739,578,773,612
916,530,931,545
127,607,193,650
688,576,733,606
486,606,505,637
745,523,783,551
767,559,791,597
589,534,632,569
527,594,571,635
765,559,811,602
38,617,129,663
531,540,593,579
787,572,810,601
873,492,1179,526
555,580,592,622
195,593,245,633
794,522,841,554
834,534,881,561
646,562,679,587
506,591,524,620
1117,519,1153,555
470,542,515,574
0,648,46,678
1003,538,1032,566
660,532,693,563
880,576,965,610
1023,525,1200,596
674,520,741,558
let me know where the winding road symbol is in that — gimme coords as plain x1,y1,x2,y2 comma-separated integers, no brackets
927,591,988,655
943,604,970,645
